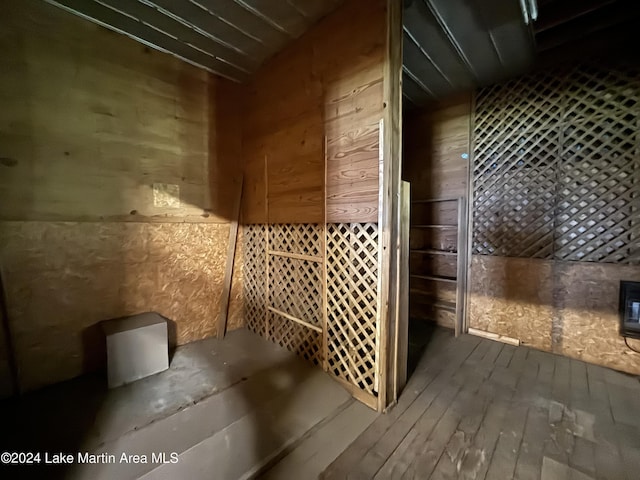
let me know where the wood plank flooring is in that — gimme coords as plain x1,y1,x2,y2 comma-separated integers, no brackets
322,326,640,480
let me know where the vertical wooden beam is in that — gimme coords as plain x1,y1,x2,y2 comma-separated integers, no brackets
264,155,270,339
323,136,329,372
455,196,466,337
464,92,476,335
217,175,243,339
378,0,403,412
393,181,410,399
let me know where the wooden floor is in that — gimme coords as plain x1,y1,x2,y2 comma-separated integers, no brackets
0,329,377,480
323,326,640,480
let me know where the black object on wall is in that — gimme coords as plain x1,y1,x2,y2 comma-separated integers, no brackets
620,281,640,339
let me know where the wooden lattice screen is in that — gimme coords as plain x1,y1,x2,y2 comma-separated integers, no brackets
473,64,640,264
326,223,379,398
243,224,266,337
243,222,380,404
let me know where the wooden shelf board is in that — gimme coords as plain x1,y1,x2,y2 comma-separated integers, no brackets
411,224,458,229
410,274,457,284
411,198,458,204
410,249,457,256
409,290,456,312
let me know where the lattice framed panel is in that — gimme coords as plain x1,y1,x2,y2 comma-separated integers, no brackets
268,255,322,327
242,224,267,336
267,310,322,367
473,90,560,259
473,63,640,264
563,64,640,122
326,223,379,397
556,117,639,262
268,224,323,257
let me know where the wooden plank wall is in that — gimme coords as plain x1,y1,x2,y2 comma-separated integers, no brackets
242,0,386,224
403,95,472,329
0,0,243,394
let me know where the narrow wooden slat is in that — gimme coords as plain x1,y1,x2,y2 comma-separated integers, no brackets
411,224,458,228
411,198,459,203
410,248,457,255
217,175,243,339
267,307,322,334
410,274,457,283
267,250,322,263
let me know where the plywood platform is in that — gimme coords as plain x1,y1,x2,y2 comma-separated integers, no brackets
323,326,640,480
0,329,376,480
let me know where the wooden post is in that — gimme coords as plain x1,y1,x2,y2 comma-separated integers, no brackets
217,175,243,339
378,0,403,412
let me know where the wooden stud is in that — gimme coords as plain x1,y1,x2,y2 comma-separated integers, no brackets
267,307,322,334
378,0,403,412
464,91,477,335
217,175,243,339
267,250,322,263
455,197,466,337
264,155,270,340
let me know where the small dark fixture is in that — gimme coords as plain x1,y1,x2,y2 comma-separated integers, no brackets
620,281,640,339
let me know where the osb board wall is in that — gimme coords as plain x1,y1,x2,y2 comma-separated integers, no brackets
0,0,244,394
242,0,385,224
470,255,640,374
0,222,244,392
1,0,240,224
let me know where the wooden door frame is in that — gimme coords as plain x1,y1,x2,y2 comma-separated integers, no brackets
378,0,404,412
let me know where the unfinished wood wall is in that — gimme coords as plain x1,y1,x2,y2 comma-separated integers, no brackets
241,0,387,409
242,0,385,224
470,64,640,374
0,0,243,394
403,95,472,329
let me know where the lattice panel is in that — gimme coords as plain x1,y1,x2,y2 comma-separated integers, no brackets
556,116,639,262
473,64,640,264
243,224,267,336
267,311,322,367
269,224,323,257
326,223,379,396
268,255,322,326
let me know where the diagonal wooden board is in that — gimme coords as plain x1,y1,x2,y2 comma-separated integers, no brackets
217,175,243,339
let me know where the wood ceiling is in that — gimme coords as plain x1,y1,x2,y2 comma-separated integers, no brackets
43,0,344,82
402,0,536,107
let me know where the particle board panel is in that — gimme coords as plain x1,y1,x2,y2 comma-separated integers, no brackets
469,255,640,375
1,0,241,224
0,222,244,392
469,255,554,351
556,261,640,375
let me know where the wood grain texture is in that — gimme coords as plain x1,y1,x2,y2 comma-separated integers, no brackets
0,0,241,224
0,222,244,392
241,0,385,224
404,95,472,328
0,0,245,393
404,94,472,199
469,255,640,374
